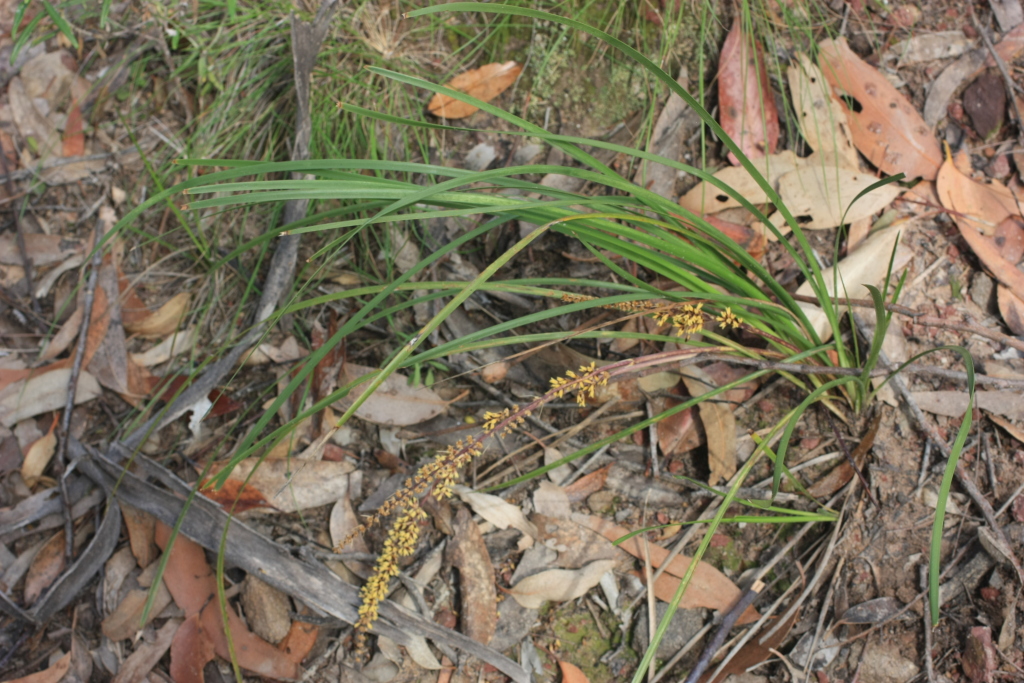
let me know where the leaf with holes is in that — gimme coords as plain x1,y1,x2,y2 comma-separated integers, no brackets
818,37,941,180
788,53,858,168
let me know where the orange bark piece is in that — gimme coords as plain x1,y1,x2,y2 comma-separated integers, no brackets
427,61,522,119
818,37,942,180
718,18,779,166
154,522,300,680
575,515,758,624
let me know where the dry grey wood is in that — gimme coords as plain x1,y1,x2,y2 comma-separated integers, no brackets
72,439,531,683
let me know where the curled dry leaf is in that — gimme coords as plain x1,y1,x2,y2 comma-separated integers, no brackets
680,365,736,486
507,558,615,609
937,156,1022,236
788,54,858,168
20,421,56,484
678,151,800,215
427,61,522,119
123,291,190,337
718,18,779,165
818,37,942,180
449,508,498,645
574,514,758,623
334,362,447,426
130,327,199,367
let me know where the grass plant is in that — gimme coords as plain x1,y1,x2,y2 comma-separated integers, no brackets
62,0,978,678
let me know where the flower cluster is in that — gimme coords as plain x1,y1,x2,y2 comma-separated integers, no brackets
560,292,743,338
561,292,657,312
654,302,707,339
716,306,742,330
549,362,611,407
482,405,530,436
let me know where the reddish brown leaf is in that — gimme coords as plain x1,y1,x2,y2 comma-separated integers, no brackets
575,515,758,624
999,286,1024,336
155,522,301,680
994,217,1024,264
818,37,942,180
563,464,611,503
558,660,590,683
170,613,215,683
937,156,1022,236
62,103,84,157
24,529,66,605
699,608,800,683
448,508,498,645
122,504,158,568
718,18,779,166
277,617,319,665
427,61,522,119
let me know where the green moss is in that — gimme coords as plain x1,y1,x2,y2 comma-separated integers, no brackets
542,603,630,683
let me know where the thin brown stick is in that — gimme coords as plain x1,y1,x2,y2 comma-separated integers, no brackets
55,208,109,561
789,292,922,317
914,315,1024,354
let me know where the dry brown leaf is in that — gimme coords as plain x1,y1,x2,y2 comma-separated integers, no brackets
123,291,190,337
24,529,66,605
333,362,447,426
455,486,537,539
427,61,522,119
20,420,56,484
534,480,571,519
155,522,301,680
818,37,941,180
698,608,800,683
0,233,83,267
8,76,61,159
680,366,736,486
574,514,758,624
507,559,615,609
122,504,158,568
277,616,319,666
101,581,173,641
678,151,801,215
63,103,84,157
718,18,779,165
952,214,1024,302
169,613,215,683
998,286,1024,336
449,508,498,644
988,413,1024,445
0,367,101,427
5,651,70,683
563,464,611,503
110,618,180,683
130,327,199,367
328,477,370,577
203,458,355,513
995,217,1024,264
558,660,591,683
912,390,1024,420
634,66,698,200
937,155,1022,236
775,161,903,230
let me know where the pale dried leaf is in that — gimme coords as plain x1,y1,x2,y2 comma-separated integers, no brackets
454,486,537,539
110,618,180,683
123,292,190,337
427,61,522,119
39,307,82,361
508,558,615,609
0,233,83,267
912,390,1024,420
774,161,902,231
130,327,199,367
6,651,70,683
788,54,858,168
544,445,574,485
795,227,906,341
102,582,173,641
533,481,572,519
937,155,1022,236
886,32,976,65
333,362,447,426
678,151,800,215
20,426,56,484
8,76,60,159
122,504,157,568
0,368,101,427
328,478,370,576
